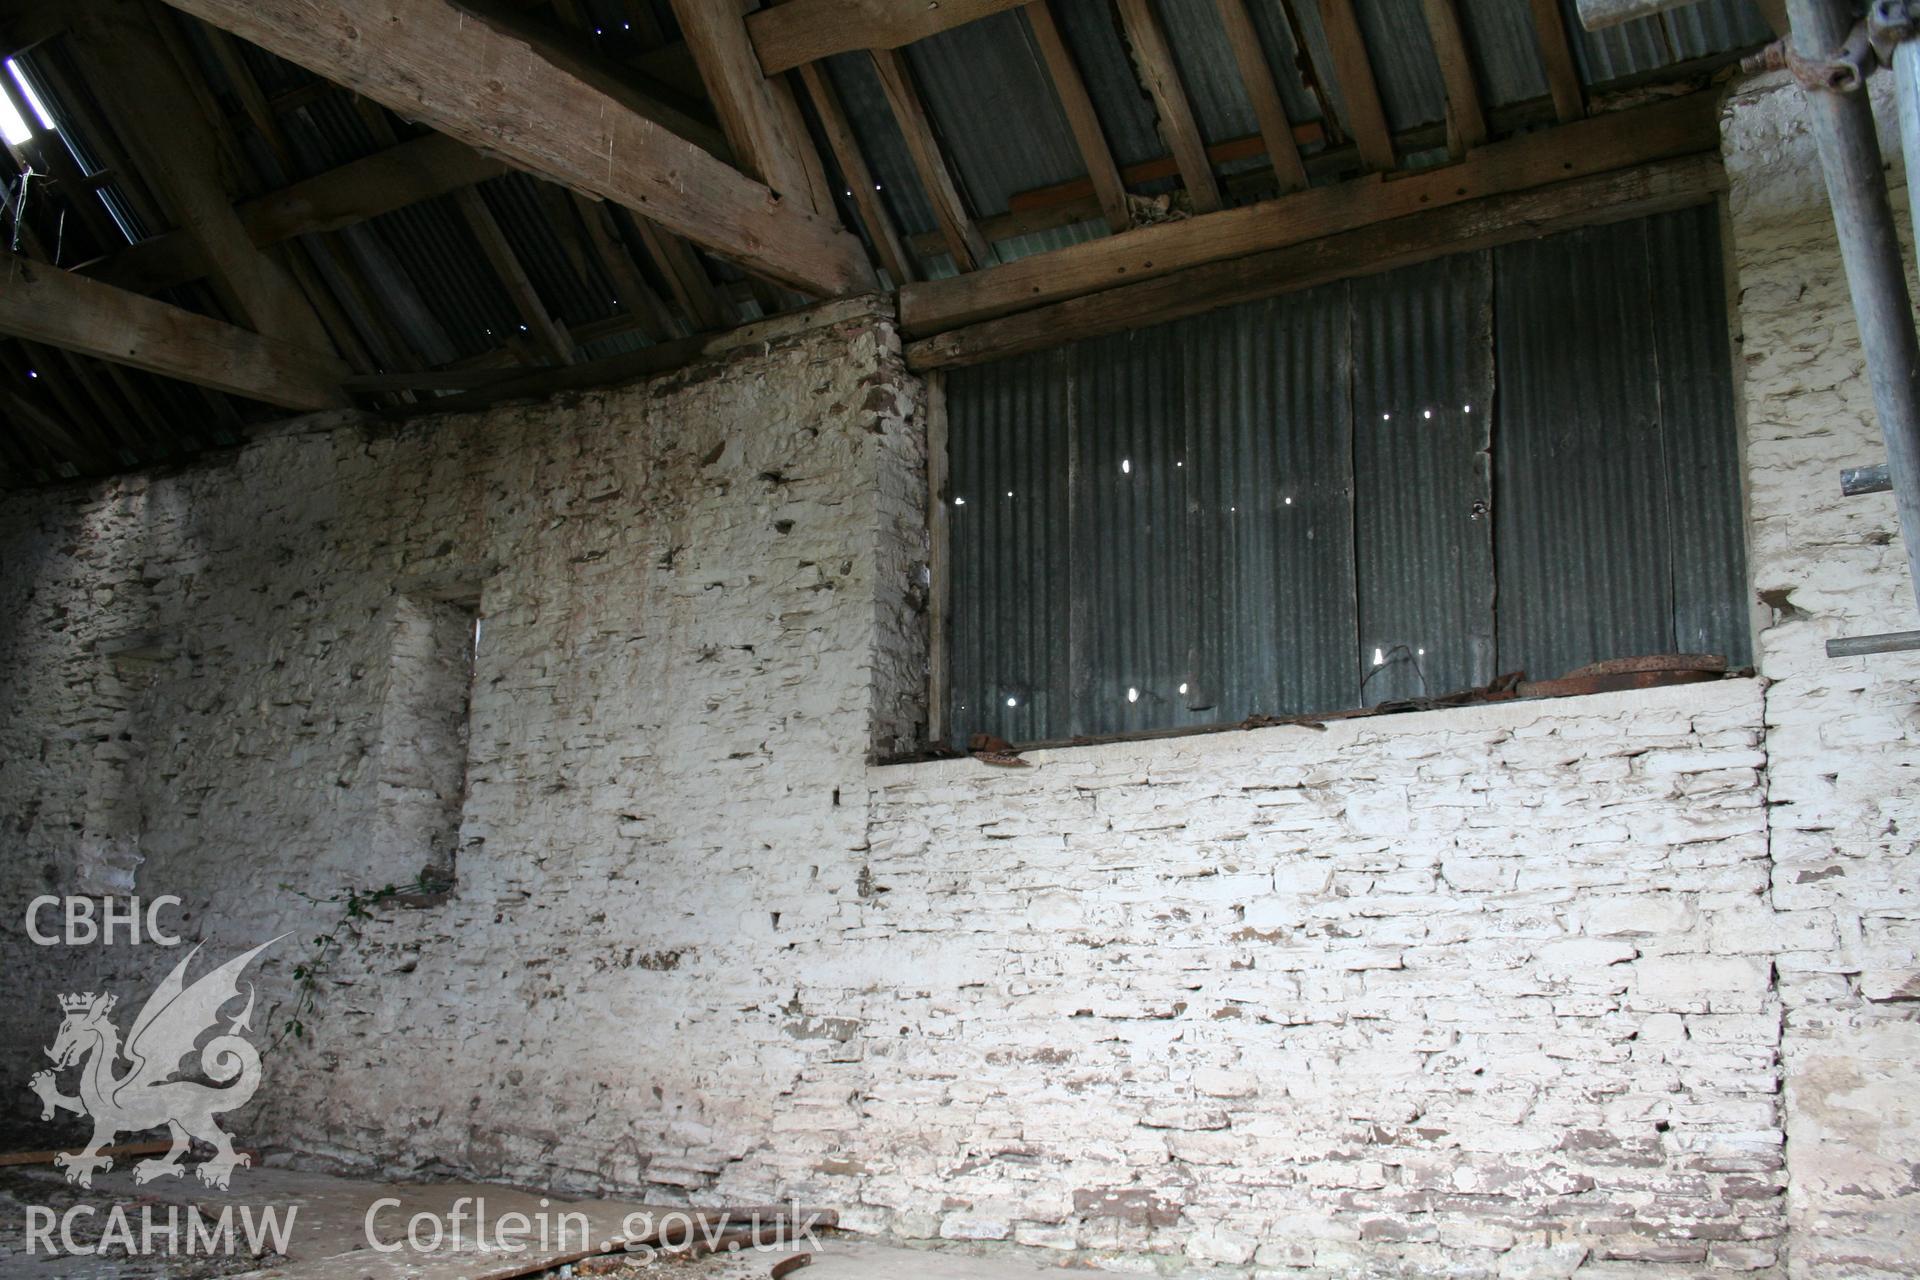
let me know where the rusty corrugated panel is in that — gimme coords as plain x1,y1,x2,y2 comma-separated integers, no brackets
1493,217,1676,681
945,349,1075,746
1352,251,1496,705
1648,203,1751,664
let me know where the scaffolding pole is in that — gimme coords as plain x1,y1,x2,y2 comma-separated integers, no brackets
1789,0,1920,626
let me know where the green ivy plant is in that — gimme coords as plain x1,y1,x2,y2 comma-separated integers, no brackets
272,872,453,1048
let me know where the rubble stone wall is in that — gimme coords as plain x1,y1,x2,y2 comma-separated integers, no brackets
1727,72,1920,1279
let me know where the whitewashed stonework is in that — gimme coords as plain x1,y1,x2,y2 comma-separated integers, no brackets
1726,71,1920,1279
0,72,1917,1280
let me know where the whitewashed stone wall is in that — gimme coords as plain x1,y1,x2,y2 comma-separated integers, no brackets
840,683,1782,1274
1726,72,1920,1279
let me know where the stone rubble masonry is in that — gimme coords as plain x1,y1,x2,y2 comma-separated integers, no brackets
1727,72,1920,1280
0,69,1915,1280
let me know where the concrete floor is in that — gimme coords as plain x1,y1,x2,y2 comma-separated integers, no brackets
0,1165,1060,1280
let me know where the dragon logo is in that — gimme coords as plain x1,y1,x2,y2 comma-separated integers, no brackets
28,938,284,1190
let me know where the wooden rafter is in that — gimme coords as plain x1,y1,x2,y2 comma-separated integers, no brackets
569,192,682,342
1211,0,1307,193
65,1,338,356
0,254,350,409
668,0,829,216
898,91,1719,335
1023,0,1130,233
454,187,576,366
85,134,510,293
747,0,1025,75
869,47,989,273
906,154,1722,369
155,0,875,297
1318,0,1396,172
1419,0,1487,153
1115,0,1221,213
796,61,918,284
1528,0,1587,123
630,215,733,333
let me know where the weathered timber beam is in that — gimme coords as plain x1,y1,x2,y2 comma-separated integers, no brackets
798,61,918,282
1116,0,1220,211
908,153,1722,371
68,0,338,356
1213,0,1308,192
670,0,827,214
1421,0,1488,152
1319,0,1396,171
0,255,351,410
748,0,1023,75
1529,0,1587,122
898,91,1719,336
157,0,875,296
870,47,989,271
1024,0,1130,231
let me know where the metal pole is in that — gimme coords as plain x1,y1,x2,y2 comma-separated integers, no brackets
1827,628,1920,654
1789,0,1920,621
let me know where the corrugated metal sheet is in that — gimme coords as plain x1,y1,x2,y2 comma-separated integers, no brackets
1648,204,1751,663
1352,0,1449,133
822,52,942,241
945,285,1358,746
1496,220,1667,682
1177,290,1357,724
948,206,1747,743
1050,0,1177,173
476,173,620,332
945,349,1076,745
1352,251,1496,704
1455,0,1551,109
1069,323,1203,737
1566,0,1771,84
905,11,1085,218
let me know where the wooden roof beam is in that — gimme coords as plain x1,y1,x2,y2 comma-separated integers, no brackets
1212,0,1307,193
1319,0,1397,172
66,1,339,357
870,47,989,272
1529,0,1587,122
797,61,918,283
1024,0,1130,232
669,0,831,217
907,153,1722,370
748,0,1025,75
1116,0,1222,213
1420,0,1487,153
898,91,1720,335
0,254,350,410
155,0,875,296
